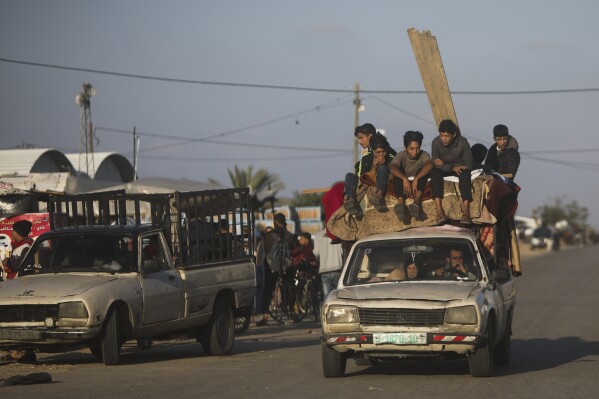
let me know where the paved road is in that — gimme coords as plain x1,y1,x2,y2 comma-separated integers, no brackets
2,244,599,398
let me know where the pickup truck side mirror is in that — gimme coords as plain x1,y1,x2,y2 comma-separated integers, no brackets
492,268,510,284
141,259,161,277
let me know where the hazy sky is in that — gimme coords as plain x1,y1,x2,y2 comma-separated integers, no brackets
2,1,599,227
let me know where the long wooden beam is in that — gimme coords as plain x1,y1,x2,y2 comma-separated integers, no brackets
407,28,458,128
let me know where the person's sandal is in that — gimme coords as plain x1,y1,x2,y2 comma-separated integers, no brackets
460,215,472,225
369,193,387,212
343,197,363,217
436,215,448,225
408,202,422,219
393,204,409,223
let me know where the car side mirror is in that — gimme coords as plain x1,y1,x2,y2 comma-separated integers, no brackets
141,259,160,277
492,268,510,283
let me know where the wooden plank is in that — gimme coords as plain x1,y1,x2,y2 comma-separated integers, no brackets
420,31,451,126
407,28,458,128
426,33,458,125
408,29,443,126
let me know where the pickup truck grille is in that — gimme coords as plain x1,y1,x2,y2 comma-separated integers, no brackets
359,308,445,327
0,305,59,322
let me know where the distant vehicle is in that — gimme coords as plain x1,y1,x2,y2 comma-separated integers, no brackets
530,226,552,250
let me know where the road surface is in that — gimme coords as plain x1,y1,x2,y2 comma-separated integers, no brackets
1,244,598,398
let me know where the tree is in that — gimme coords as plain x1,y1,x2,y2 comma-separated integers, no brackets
209,165,284,193
209,165,284,212
289,190,322,207
536,196,589,227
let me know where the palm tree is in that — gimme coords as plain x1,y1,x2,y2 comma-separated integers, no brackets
209,165,284,212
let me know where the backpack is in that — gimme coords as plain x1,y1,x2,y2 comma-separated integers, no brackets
266,234,292,273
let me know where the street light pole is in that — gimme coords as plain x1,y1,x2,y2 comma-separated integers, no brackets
352,82,361,166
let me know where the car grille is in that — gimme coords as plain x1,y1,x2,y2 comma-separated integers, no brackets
359,308,445,327
0,305,59,322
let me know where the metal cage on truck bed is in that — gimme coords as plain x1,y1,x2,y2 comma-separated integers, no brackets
48,188,254,267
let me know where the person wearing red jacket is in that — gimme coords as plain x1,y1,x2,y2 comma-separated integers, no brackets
2,220,33,280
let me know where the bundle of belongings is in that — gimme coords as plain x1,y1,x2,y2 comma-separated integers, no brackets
327,170,522,276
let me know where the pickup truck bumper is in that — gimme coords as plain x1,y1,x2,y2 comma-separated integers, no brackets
0,327,101,348
322,332,485,357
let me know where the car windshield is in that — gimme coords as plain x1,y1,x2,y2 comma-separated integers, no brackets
20,234,135,274
344,238,481,286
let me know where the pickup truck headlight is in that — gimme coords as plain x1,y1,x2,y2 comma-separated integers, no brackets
445,306,477,325
327,306,359,324
58,302,89,319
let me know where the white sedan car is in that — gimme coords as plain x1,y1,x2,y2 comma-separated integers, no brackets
321,227,516,378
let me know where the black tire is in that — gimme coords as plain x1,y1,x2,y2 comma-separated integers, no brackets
200,299,234,356
494,311,512,366
136,337,152,350
293,281,310,322
322,342,346,378
89,342,102,360
268,281,285,323
310,281,322,322
469,318,495,377
101,309,122,366
234,314,251,335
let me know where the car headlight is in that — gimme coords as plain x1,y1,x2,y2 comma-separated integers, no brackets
327,306,359,324
445,305,477,325
58,301,89,318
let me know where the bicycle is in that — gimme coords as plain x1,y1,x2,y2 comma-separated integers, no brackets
294,265,322,322
268,269,302,324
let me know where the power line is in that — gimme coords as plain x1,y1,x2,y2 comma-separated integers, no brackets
97,126,351,153
3,57,599,95
105,95,354,154
139,152,350,162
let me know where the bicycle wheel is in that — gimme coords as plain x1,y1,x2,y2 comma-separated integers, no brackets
268,279,285,323
292,280,309,322
309,279,322,322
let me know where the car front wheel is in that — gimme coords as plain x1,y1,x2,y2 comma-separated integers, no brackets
322,342,346,378
469,318,495,377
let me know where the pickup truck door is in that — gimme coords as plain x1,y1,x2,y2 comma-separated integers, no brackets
138,232,182,325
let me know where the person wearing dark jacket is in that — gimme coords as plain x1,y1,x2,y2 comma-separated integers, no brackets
484,124,520,180
430,119,473,225
256,213,296,326
344,124,396,216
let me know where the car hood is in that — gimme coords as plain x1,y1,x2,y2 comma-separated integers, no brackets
335,281,479,302
0,274,119,299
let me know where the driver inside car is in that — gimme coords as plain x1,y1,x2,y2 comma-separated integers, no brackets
431,247,476,280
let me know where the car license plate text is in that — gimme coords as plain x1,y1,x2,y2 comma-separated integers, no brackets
373,332,427,345
0,329,43,340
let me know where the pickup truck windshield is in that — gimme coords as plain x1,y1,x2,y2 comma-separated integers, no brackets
20,234,134,274
344,238,481,286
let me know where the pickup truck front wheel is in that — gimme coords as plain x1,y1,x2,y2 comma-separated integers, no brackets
101,309,122,365
200,299,234,356
469,318,495,377
322,342,346,378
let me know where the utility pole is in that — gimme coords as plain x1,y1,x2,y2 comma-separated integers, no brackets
132,126,139,181
352,82,361,166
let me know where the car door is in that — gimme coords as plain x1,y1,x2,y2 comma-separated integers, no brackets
138,232,182,325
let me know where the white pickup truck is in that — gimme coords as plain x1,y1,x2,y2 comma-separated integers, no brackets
0,188,256,365
321,226,516,377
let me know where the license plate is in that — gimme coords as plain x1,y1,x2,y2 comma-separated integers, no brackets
373,333,427,345
0,329,43,340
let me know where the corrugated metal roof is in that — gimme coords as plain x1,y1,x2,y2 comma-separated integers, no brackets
64,152,133,181
0,148,73,177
